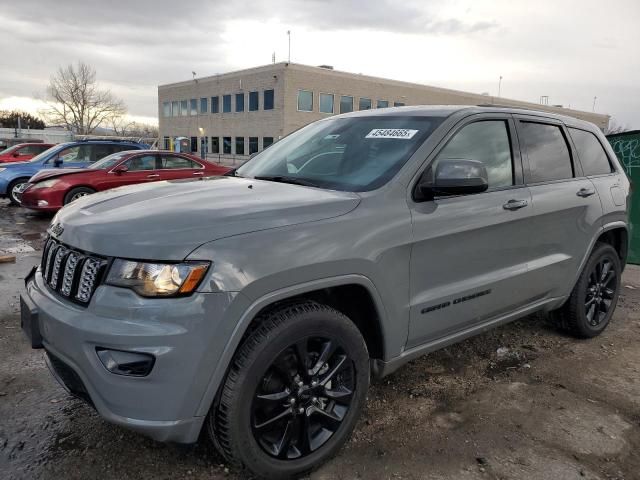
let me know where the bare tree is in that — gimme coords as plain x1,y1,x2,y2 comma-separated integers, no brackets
42,62,126,134
109,117,158,138
605,118,628,135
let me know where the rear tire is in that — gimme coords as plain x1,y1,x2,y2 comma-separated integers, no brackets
208,301,370,479
64,186,95,205
7,177,30,205
552,242,621,338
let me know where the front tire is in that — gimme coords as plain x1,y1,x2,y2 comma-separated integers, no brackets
208,301,370,479
64,186,95,205
7,177,30,205
553,242,621,338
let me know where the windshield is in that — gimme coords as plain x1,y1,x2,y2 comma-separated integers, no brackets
236,116,442,192
0,145,19,156
89,152,129,170
27,144,67,163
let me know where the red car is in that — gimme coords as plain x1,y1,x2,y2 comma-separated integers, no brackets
21,150,230,212
0,143,55,163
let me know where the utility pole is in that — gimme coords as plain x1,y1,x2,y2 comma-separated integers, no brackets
498,76,502,97
287,30,291,63
592,96,597,112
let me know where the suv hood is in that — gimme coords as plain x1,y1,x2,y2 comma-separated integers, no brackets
52,176,361,260
30,168,89,183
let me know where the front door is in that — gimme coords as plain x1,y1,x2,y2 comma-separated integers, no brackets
515,117,603,300
407,115,536,347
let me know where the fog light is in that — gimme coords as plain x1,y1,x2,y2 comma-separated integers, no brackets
96,348,155,377
37,200,49,207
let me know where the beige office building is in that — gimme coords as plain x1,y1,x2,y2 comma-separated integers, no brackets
158,62,609,160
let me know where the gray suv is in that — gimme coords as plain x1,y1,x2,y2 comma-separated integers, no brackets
21,106,629,479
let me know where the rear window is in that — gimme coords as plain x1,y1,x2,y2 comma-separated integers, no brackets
519,122,573,183
569,128,613,176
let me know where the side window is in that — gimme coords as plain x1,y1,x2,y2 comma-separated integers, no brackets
92,144,115,162
112,145,134,154
160,155,198,169
436,120,514,189
519,122,573,183
125,155,157,171
569,128,613,176
58,145,91,164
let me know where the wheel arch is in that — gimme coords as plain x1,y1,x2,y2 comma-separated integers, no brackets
195,274,388,417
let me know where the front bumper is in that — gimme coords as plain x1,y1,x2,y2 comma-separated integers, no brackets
23,267,239,443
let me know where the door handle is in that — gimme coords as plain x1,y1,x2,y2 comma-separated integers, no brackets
147,174,160,178
503,199,529,211
577,188,595,197
192,171,204,176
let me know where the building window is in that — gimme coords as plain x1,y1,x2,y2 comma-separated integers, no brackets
249,137,259,154
172,101,179,116
319,93,334,114
223,95,231,113
236,93,244,112
162,102,171,117
190,99,198,115
180,100,188,116
264,89,274,110
249,91,259,111
235,137,245,155
394,101,405,107
211,136,219,154
377,100,389,108
211,96,219,113
340,95,353,113
200,97,208,114
263,137,274,149
190,136,198,152
223,137,232,154
297,90,313,112
201,136,209,154
359,98,372,110
163,136,170,149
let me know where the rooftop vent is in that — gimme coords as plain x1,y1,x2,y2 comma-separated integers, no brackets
317,65,334,70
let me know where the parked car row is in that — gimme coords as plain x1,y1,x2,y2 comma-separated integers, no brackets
0,139,230,209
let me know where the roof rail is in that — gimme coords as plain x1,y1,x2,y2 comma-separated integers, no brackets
76,137,143,143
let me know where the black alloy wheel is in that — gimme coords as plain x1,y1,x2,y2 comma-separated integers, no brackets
584,257,616,327
251,336,355,460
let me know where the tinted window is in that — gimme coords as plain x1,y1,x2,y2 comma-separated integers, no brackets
223,137,232,154
190,137,197,153
236,137,245,155
437,121,513,189
163,102,171,117
249,137,259,154
126,155,157,171
161,155,198,169
263,137,274,149
211,96,219,113
57,145,91,164
211,136,219,154
298,90,313,111
377,100,389,108
520,122,573,183
340,96,353,113
90,152,129,170
249,91,259,111
223,95,231,113
264,89,274,110
92,144,116,162
319,93,334,114
200,97,208,114
180,100,188,116
172,101,179,116
570,128,613,176
190,99,198,115
394,102,405,107
236,93,244,112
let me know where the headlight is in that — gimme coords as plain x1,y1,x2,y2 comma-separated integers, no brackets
106,259,210,297
31,179,60,189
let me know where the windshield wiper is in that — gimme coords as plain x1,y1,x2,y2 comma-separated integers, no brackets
254,175,320,188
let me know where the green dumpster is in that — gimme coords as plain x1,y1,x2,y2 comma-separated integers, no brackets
607,130,640,264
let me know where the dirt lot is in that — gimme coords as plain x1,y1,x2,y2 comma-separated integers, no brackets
1,197,640,480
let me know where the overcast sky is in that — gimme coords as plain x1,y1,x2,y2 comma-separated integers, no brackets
1,0,638,128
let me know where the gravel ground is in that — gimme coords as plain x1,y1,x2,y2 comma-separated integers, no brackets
1,198,640,480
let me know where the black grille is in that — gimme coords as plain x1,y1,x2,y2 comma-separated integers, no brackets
46,351,94,407
41,237,108,306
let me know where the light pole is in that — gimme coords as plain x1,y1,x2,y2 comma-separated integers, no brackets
498,76,502,97
592,96,597,112
287,30,291,63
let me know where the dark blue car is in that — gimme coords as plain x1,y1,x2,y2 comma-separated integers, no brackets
0,139,149,204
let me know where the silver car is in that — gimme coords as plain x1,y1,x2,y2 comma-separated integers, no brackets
22,106,629,479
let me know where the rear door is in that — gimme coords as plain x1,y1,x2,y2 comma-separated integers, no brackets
515,116,603,300
157,154,205,181
407,114,535,346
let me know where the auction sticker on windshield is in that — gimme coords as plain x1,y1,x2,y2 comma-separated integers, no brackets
365,128,419,139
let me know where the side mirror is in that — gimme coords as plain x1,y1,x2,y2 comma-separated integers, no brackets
112,164,129,174
53,157,63,167
12,152,20,157
418,159,488,199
